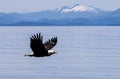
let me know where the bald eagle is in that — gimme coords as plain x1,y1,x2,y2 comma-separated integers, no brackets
25,33,57,57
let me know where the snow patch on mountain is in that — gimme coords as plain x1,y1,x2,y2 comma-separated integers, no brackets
57,4,98,13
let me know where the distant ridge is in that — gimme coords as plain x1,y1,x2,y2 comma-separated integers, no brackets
0,4,120,26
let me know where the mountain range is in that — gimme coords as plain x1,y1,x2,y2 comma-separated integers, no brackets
0,4,120,26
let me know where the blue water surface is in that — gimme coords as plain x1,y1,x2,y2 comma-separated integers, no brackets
0,26,120,79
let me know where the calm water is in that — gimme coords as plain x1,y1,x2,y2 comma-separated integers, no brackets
0,26,120,79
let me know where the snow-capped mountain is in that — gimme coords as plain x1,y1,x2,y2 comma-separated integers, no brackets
57,4,98,13
0,4,120,26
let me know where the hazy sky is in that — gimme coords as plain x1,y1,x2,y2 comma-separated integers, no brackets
0,0,120,13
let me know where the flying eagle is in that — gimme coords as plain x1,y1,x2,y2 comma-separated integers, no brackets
25,33,57,57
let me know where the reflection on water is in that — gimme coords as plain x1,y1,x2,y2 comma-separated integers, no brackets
0,26,120,79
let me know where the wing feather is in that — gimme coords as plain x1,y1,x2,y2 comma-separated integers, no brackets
30,33,48,56
44,37,57,50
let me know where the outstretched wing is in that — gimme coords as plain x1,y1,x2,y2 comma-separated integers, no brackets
44,37,57,50
30,33,48,56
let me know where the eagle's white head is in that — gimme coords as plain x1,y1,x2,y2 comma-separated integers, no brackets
48,50,57,54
